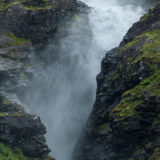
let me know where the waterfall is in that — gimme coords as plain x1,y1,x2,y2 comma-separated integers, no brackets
24,0,145,160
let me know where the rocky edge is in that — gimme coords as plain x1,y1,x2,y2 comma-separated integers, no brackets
74,2,160,160
0,0,77,159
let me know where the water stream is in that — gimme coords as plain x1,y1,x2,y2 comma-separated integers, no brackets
24,1,145,160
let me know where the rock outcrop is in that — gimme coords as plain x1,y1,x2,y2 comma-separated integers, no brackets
74,3,160,160
0,0,77,46
0,94,50,158
0,0,77,159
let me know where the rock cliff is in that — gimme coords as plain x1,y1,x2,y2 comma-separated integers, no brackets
0,0,77,159
74,3,160,160
0,0,77,46
1,0,160,159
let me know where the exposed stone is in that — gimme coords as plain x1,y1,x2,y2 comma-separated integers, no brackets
74,3,160,160
0,0,77,47
0,94,50,158
0,0,77,159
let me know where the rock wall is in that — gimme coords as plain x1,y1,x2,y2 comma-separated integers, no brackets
0,0,77,46
74,3,160,160
0,0,77,159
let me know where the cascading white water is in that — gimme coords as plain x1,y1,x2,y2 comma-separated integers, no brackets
24,1,145,160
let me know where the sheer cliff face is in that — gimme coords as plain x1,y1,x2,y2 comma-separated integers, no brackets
0,0,76,159
0,0,76,46
74,3,160,160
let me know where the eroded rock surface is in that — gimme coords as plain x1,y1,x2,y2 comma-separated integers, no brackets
74,3,160,160
0,0,77,159
0,0,77,46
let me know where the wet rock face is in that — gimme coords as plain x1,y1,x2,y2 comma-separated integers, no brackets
0,0,77,46
0,32,33,93
0,0,77,159
121,3,160,46
0,94,50,158
0,31,50,158
74,3,160,160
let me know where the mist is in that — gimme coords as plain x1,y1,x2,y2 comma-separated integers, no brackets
23,0,146,160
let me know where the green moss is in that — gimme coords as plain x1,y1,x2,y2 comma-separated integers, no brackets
121,28,160,67
0,113,5,117
0,2,17,10
23,62,30,70
44,156,56,160
2,33,30,48
107,70,121,81
140,7,155,21
9,113,24,117
112,72,120,80
72,14,84,25
134,147,145,155
145,141,153,150
7,33,30,46
0,0,53,10
23,4,52,10
0,112,25,118
111,70,160,120
2,98,12,105
148,147,160,160
130,29,160,65
118,28,160,85
140,13,150,21
0,143,27,160
121,37,141,52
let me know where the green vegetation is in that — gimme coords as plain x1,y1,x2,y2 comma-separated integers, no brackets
2,98,12,105
140,7,155,21
111,70,160,120
0,0,53,11
107,71,121,81
0,143,55,160
44,156,56,160
140,12,150,21
1,32,30,48
116,28,160,83
121,28,160,65
132,29,160,65
0,112,25,117
148,147,160,160
145,141,154,150
7,33,30,46
0,143,27,160
23,5,52,10
0,1,17,10
120,37,141,52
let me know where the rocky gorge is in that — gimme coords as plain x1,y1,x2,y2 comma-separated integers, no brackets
0,0,160,160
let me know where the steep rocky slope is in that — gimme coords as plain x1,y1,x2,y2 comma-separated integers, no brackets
74,3,160,160
0,0,77,159
0,0,76,46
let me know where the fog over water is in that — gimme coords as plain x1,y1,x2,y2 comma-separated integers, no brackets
24,0,145,160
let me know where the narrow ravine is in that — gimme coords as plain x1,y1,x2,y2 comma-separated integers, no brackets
24,1,145,160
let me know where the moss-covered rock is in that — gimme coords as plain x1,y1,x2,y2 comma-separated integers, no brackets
0,142,56,160
0,143,28,160
0,0,77,46
74,2,160,160
0,94,51,158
